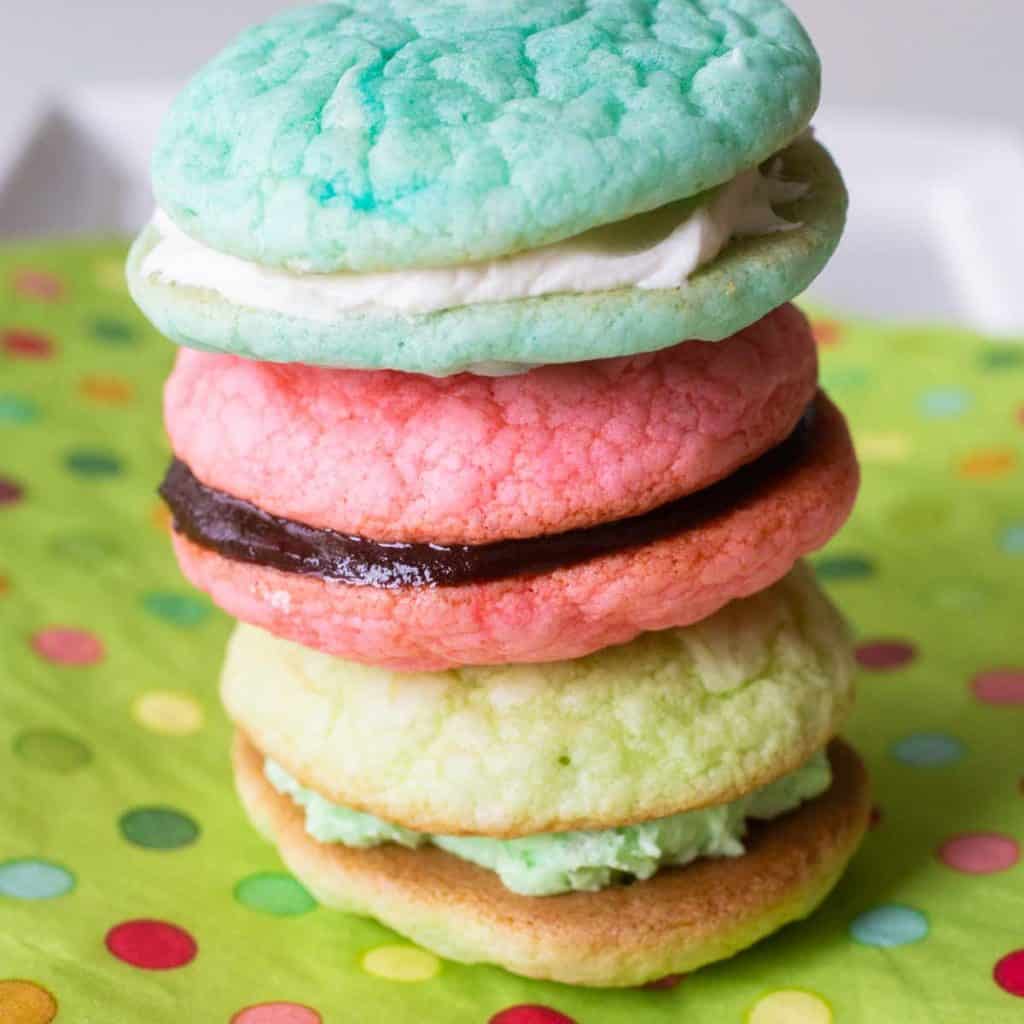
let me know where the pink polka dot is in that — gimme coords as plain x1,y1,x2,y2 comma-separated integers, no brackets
856,640,917,671
642,973,686,990
489,1008,577,1024
938,832,1020,874
995,949,1024,997
12,268,65,301
105,919,197,970
0,477,24,505
231,1003,322,1024
971,668,1024,706
2,328,54,360
31,627,104,666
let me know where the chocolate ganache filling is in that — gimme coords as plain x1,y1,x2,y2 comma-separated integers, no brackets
160,395,820,589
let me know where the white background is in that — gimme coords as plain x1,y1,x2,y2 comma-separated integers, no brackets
0,1,1019,132
0,1,1021,332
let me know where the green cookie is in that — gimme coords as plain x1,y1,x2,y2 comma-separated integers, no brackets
152,0,821,273
129,136,845,375
221,565,855,840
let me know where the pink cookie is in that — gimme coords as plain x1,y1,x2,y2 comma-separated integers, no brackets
169,394,858,670
165,304,817,544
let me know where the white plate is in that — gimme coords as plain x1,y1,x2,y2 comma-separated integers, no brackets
2,86,1023,337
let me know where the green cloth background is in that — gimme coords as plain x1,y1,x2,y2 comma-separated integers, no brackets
0,239,1022,1023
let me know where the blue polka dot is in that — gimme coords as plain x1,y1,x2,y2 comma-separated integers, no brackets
64,448,123,477
918,389,972,417
0,858,75,899
90,316,139,345
1001,524,1024,555
815,554,876,582
850,905,929,947
142,592,211,627
890,732,965,767
0,394,39,424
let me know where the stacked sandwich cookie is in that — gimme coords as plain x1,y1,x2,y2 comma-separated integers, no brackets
129,0,870,988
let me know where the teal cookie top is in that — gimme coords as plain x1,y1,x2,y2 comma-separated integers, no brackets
152,0,820,272
130,136,845,375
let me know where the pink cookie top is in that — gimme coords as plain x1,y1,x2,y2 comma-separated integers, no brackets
164,304,817,544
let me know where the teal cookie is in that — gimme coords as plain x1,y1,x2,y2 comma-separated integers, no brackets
129,136,845,375
151,0,820,273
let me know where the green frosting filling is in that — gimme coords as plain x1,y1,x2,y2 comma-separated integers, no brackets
265,752,831,896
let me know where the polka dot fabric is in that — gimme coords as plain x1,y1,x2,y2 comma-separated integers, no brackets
0,241,1022,1020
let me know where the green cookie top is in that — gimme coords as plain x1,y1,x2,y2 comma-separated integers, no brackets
152,0,820,272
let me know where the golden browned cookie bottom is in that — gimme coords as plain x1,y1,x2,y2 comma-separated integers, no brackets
234,733,869,988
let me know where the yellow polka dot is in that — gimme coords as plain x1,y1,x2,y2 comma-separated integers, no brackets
80,374,134,405
957,448,1018,479
95,260,129,292
133,691,204,736
747,990,832,1024
0,980,58,1023
856,433,912,463
361,945,441,982
151,502,173,534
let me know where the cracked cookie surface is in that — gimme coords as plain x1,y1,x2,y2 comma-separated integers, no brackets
222,564,855,836
164,304,817,544
152,0,820,272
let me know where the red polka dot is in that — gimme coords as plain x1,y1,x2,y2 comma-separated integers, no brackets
489,1008,577,1024
31,627,104,666
105,919,197,970
642,973,686,990
2,329,54,360
938,832,1020,874
231,1003,322,1024
995,949,1024,997
971,668,1024,706
869,805,884,829
856,640,917,671
0,477,24,505
12,268,64,301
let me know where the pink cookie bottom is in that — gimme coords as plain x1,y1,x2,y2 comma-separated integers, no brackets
165,304,817,544
173,395,858,670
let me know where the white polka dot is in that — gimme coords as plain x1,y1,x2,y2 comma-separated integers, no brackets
747,989,832,1024
361,944,440,982
133,691,204,736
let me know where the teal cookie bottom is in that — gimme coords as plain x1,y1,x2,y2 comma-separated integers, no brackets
127,137,845,375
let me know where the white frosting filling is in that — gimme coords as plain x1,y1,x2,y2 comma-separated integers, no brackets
141,164,805,374
144,168,805,319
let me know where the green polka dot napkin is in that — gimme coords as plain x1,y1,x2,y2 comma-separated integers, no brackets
0,240,1022,1024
